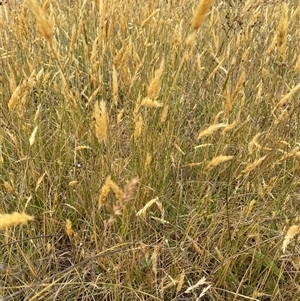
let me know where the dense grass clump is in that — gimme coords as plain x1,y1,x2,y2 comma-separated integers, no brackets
1,0,300,300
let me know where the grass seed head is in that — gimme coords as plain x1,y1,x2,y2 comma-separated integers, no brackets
112,66,119,106
159,104,169,125
134,115,143,140
205,155,233,172
192,0,214,30
8,86,21,111
93,100,108,143
141,97,163,108
0,212,34,229
282,224,300,253
198,123,228,139
240,155,268,176
98,176,111,210
136,197,159,218
27,0,53,44
295,55,300,71
120,177,139,205
147,59,164,100
29,126,38,146
4,181,14,194
108,178,124,201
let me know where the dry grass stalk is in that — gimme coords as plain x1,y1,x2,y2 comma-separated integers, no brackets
87,87,101,105
0,212,34,229
232,70,246,101
277,3,288,60
141,9,160,28
222,121,236,135
93,100,108,143
272,82,300,114
136,197,159,218
134,115,143,140
278,147,299,162
198,123,228,139
282,224,300,253
69,24,77,58
112,66,118,106
192,0,214,30
213,111,224,124
206,58,225,85
240,155,268,175
248,133,262,155
35,172,45,192
205,155,233,172
225,85,232,116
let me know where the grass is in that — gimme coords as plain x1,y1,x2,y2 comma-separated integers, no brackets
0,0,300,300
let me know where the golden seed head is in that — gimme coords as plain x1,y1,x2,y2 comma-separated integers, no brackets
198,123,228,139
192,0,214,30
0,212,34,230
282,224,300,253
93,100,108,143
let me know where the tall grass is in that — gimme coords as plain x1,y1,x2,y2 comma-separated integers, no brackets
1,0,300,300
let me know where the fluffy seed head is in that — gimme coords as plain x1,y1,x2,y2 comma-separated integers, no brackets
0,212,34,229
192,0,214,30
98,177,111,210
198,123,228,139
147,59,164,100
93,100,108,143
282,224,300,253
205,155,233,172
27,0,53,44
65,219,74,237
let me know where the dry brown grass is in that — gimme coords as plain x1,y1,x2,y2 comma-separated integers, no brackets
1,0,300,300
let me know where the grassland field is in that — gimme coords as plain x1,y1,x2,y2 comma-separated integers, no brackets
1,0,300,300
